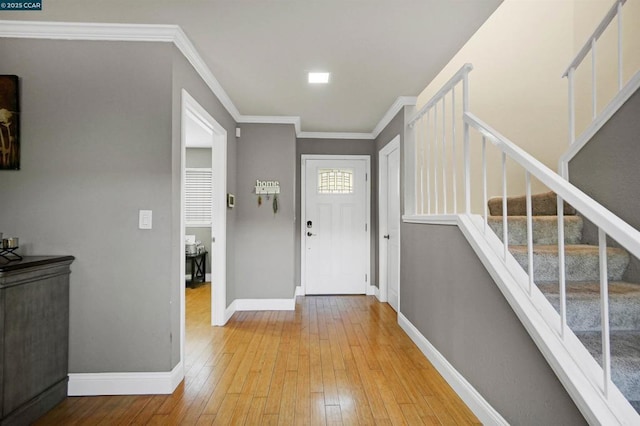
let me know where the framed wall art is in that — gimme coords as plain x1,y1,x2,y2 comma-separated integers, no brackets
0,75,20,170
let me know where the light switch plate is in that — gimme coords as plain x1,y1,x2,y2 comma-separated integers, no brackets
139,210,152,230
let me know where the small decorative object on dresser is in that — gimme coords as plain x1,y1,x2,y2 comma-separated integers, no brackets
0,75,20,170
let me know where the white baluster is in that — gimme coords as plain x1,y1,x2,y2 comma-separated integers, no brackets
592,37,597,120
482,136,487,234
424,112,430,215
568,67,576,148
558,195,567,338
463,73,471,214
526,172,534,296
434,103,439,214
442,97,447,214
417,114,424,214
618,1,623,91
599,228,612,397
452,87,457,214
502,152,508,260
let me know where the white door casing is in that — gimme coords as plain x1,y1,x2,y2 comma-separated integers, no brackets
379,135,401,311
180,90,228,378
301,155,370,295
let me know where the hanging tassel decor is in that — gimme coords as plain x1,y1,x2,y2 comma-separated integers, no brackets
272,194,278,214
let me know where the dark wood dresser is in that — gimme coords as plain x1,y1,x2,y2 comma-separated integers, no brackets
0,256,74,426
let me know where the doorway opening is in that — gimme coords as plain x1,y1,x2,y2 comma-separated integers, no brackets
180,90,227,371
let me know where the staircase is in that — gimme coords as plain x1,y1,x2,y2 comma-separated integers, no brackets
488,191,640,410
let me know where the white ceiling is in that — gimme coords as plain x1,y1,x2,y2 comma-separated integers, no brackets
6,0,502,134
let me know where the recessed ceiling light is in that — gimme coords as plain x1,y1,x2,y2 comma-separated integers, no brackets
308,72,330,84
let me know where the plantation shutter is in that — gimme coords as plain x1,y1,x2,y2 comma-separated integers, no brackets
185,168,212,226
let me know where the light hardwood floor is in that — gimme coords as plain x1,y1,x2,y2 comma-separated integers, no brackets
36,284,480,425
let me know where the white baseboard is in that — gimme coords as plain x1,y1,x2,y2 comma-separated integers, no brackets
295,285,304,296
372,285,381,300
234,297,295,311
206,273,212,281
366,284,377,296
68,361,184,396
398,313,508,425
224,300,236,322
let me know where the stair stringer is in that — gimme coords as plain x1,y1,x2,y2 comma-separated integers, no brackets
457,213,640,425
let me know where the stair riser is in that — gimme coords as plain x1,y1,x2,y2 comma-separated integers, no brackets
546,296,640,332
511,250,629,282
488,192,576,216
488,218,582,245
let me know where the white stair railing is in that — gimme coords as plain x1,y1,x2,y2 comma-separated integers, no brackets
408,61,640,423
407,63,472,216
560,0,640,178
462,112,640,423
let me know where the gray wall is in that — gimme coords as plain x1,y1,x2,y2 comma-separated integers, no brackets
401,224,584,424
295,138,377,287
0,38,239,375
235,123,296,299
569,88,640,282
0,39,174,373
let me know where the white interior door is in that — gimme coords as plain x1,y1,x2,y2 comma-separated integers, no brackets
386,147,401,311
304,157,369,294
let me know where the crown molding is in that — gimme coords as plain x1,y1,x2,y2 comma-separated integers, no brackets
172,26,241,120
237,115,301,135
0,20,417,139
371,96,417,139
297,131,374,140
0,20,243,121
0,19,177,41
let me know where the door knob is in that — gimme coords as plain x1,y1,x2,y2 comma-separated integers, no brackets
384,234,390,239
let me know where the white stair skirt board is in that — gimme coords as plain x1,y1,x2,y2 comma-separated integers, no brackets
456,214,638,423
68,361,184,396
398,313,509,425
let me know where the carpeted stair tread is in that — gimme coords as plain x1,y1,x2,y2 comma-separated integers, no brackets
488,215,583,245
576,331,640,402
510,244,630,282
488,191,576,216
539,282,640,332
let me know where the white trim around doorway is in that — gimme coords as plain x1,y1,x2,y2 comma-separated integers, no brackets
378,135,401,304
181,90,228,385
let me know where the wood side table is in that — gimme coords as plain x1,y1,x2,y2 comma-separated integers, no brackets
186,251,207,286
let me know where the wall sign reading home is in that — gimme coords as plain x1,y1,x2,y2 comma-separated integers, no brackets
0,75,20,170
255,180,280,195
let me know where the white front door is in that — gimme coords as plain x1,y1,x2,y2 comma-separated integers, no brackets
303,157,369,295
386,146,401,311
